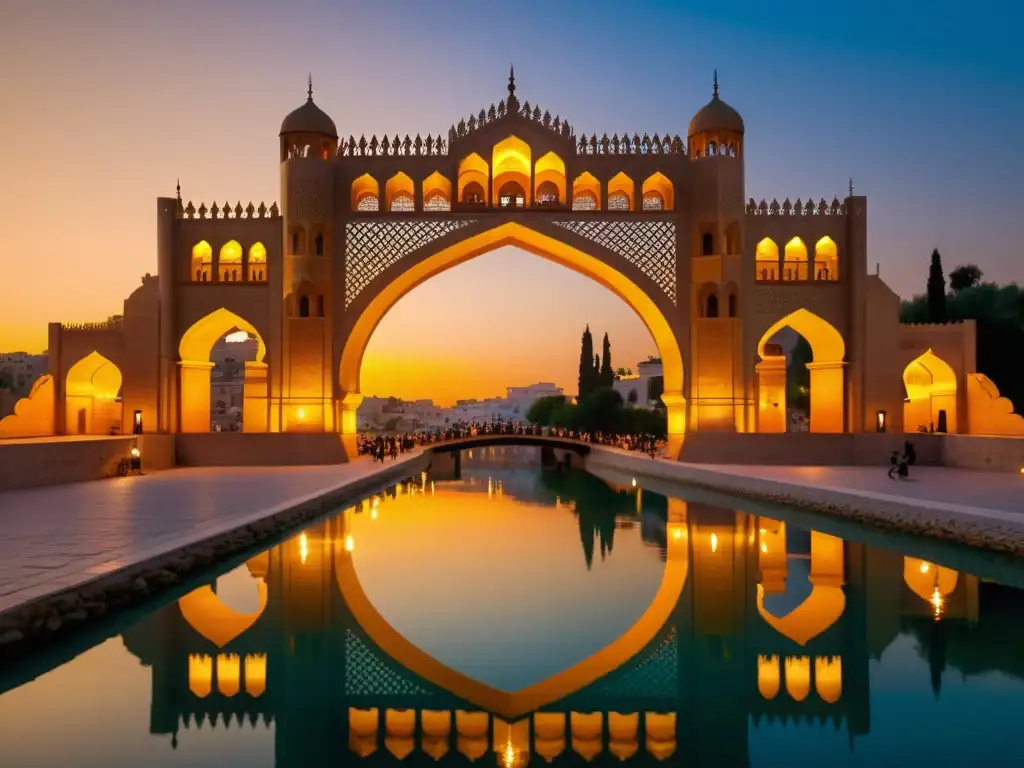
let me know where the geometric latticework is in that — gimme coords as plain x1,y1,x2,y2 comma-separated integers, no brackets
552,219,677,303
344,219,478,307
344,629,433,697
583,627,678,700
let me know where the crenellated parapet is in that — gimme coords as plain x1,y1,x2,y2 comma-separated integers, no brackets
179,201,280,220
574,133,686,156
746,197,846,217
60,317,123,332
338,133,449,158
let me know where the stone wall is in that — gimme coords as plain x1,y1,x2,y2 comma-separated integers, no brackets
0,436,138,491
676,432,945,466
941,434,1024,473
175,432,351,466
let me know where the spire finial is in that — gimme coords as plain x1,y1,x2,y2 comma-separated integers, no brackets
713,69,719,97
508,64,516,98
307,73,313,102
176,179,181,200
849,178,854,196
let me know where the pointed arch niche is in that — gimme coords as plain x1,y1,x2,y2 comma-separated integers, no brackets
814,236,839,281
65,351,123,435
491,136,531,207
385,172,415,212
178,308,268,433
534,151,566,205
782,237,808,281
457,153,488,205
571,171,600,210
351,174,380,212
607,172,634,211
219,240,243,282
756,309,846,433
422,171,452,211
903,349,957,433
191,240,213,282
641,172,674,211
755,238,779,281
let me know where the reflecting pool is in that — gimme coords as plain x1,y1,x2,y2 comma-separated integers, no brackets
2,445,1024,766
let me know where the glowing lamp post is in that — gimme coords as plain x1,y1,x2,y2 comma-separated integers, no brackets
129,446,142,472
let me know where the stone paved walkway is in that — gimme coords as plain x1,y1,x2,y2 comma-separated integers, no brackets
698,464,1024,517
0,454,422,615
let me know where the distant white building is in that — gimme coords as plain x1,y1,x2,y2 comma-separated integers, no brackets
613,357,664,408
0,351,49,418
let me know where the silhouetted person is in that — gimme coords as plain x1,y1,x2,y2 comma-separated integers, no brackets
904,440,917,466
888,450,900,479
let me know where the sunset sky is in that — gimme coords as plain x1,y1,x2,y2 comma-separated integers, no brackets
2,0,1021,404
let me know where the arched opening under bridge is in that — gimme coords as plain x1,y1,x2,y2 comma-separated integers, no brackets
178,308,267,433
756,309,846,433
341,222,686,438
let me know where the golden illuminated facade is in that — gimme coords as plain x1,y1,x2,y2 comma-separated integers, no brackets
6,69,1023,445
120,481,983,765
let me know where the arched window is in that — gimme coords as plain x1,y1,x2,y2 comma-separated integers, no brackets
390,194,415,212
701,232,714,256
462,181,485,205
628,389,638,404
706,294,719,318
314,233,324,256
728,293,737,318
536,180,559,206
356,195,379,212
299,296,310,318
424,193,451,211
498,181,525,208
642,192,664,211
316,296,325,317
572,193,598,211
608,192,630,211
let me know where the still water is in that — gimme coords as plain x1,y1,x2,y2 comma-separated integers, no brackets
2,446,1024,767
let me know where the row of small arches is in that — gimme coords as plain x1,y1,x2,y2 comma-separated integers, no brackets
698,283,738,319
757,655,842,704
350,151,674,213
188,653,266,698
190,241,267,283
755,236,839,282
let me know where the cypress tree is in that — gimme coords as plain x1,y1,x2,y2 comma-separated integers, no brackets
927,249,947,322
578,325,595,399
599,333,613,387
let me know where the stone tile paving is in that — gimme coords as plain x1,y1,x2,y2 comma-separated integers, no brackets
701,464,1024,517
0,455,422,614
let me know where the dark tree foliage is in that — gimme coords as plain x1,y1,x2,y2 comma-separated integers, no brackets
599,333,614,388
578,325,597,399
949,264,983,292
927,249,947,323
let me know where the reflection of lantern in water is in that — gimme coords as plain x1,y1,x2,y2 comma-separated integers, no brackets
710,533,719,553
299,533,308,564
345,535,355,552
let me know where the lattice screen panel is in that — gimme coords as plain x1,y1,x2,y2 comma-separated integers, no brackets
345,219,477,307
344,629,433,696
552,220,677,304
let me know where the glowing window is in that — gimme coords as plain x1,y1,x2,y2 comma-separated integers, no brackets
642,193,664,211
608,192,630,211
572,194,598,211
424,194,450,211
390,194,414,212
356,195,379,212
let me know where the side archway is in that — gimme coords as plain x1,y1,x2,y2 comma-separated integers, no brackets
756,309,846,433
903,349,957,433
65,351,123,435
338,221,686,436
178,308,268,433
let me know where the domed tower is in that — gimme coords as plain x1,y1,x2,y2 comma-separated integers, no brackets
278,76,338,433
686,72,749,432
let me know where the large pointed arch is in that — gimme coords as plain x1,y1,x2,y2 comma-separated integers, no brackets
65,351,123,435
337,221,686,435
178,308,267,433
756,308,846,433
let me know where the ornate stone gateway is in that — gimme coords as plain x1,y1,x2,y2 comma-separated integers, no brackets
16,70,1004,445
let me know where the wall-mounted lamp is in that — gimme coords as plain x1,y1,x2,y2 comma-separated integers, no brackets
875,410,887,433
133,410,143,435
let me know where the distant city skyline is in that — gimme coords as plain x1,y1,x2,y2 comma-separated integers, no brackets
2,1,1021,403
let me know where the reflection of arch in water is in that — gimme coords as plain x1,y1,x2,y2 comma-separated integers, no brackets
333,504,690,720
756,530,846,645
178,566,269,648
903,557,958,609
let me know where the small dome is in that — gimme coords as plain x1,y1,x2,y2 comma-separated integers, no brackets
688,77,744,137
280,80,337,138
